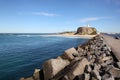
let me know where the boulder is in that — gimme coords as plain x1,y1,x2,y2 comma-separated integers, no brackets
73,73,90,80
109,66,120,78
77,46,84,56
73,74,84,80
91,77,98,80
99,56,112,63
117,62,120,68
49,57,82,80
87,55,92,61
61,47,79,61
33,69,40,80
102,73,114,80
20,69,41,80
75,27,97,35
43,58,70,80
85,65,92,73
94,64,101,71
20,77,34,80
61,75,69,80
84,73,90,80
92,69,101,80
66,58,89,80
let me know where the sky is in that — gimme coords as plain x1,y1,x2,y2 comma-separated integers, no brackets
0,0,120,33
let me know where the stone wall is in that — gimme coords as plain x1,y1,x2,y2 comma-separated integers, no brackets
20,35,120,80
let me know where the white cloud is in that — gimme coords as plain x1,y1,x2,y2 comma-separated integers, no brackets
80,17,100,23
79,17,111,23
32,12,59,17
18,12,60,17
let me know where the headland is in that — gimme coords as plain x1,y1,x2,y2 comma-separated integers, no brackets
44,26,98,38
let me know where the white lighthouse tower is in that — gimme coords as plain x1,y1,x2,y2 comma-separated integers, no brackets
87,24,90,27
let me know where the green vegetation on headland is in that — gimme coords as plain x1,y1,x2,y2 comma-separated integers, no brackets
59,26,98,35
59,31,75,34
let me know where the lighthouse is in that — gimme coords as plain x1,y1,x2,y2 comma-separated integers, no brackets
87,24,90,27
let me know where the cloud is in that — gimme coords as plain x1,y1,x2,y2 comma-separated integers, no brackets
79,17,111,23
32,12,59,17
18,12,60,17
80,17,100,23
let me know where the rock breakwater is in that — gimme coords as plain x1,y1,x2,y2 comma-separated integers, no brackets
20,35,120,80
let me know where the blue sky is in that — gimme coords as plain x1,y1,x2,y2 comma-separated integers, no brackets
0,0,120,33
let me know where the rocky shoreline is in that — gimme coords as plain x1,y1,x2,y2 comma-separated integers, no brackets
20,34,120,80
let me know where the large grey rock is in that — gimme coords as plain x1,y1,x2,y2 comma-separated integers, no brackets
102,73,114,80
49,57,82,80
117,62,120,68
33,69,40,80
91,77,98,80
99,56,112,63
106,45,111,52
77,46,84,56
20,77,34,80
87,55,92,61
61,75,69,80
73,73,90,80
19,69,41,80
66,58,89,80
94,64,101,71
92,69,101,80
43,58,70,80
105,51,111,56
61,47,79,61
85,65,92,73
109,66,120,78
73,74,84,80
84,73,90,80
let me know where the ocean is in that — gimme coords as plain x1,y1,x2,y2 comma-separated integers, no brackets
0,34,88,80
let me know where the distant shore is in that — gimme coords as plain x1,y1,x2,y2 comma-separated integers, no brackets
42,33,96,38
0,33,96,38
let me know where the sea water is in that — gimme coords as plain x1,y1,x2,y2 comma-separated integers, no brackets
0,34,88,80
